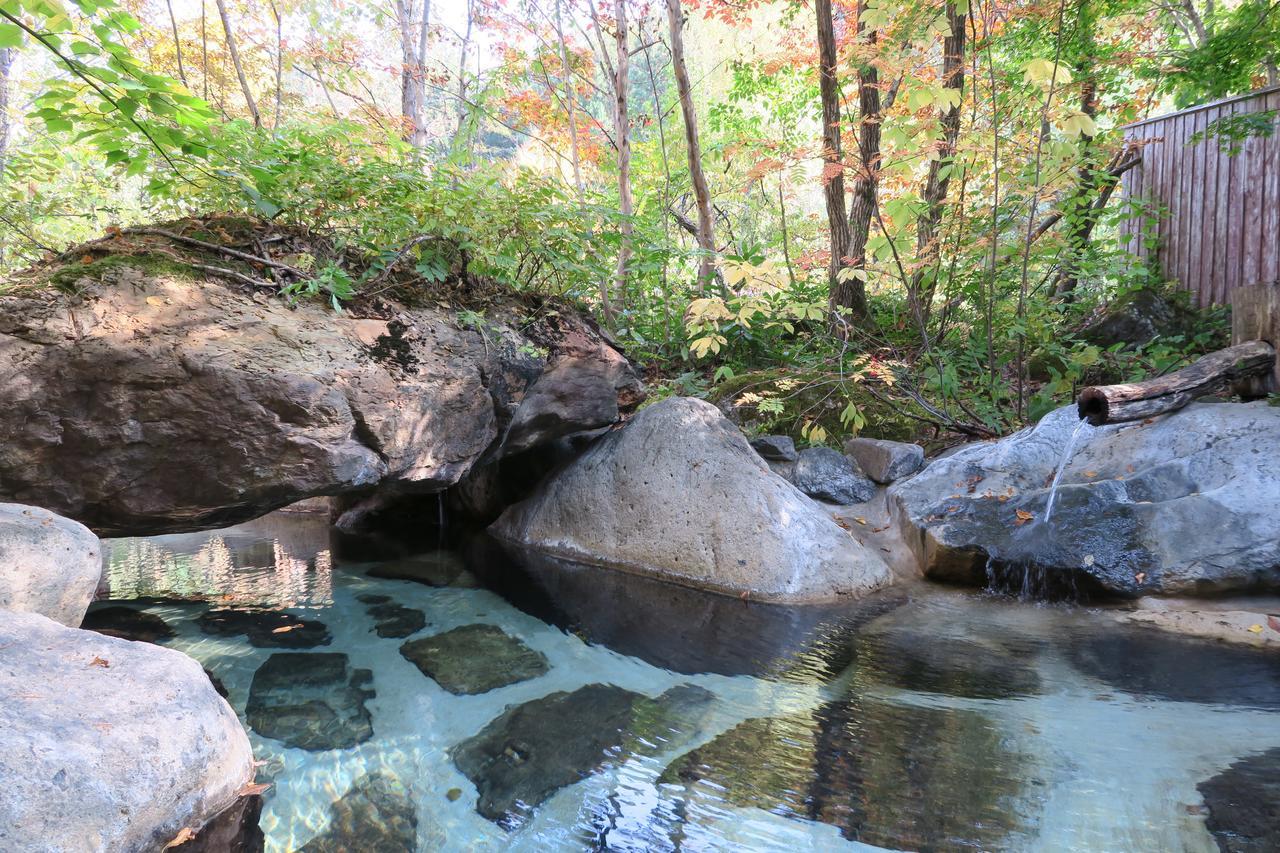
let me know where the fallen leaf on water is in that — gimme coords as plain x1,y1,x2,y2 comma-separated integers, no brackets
1247,624,1264,634
89,656,110,668
238,782,272,797
271,625,300,634
163,828,196,849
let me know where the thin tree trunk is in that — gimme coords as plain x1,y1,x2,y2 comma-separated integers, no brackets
214,0,260,127
642,24,674,344
837,11,881,324
553,0,584,195
0,47,13,263
200,0,209,101
452,0,474,153
815,0,855,320
613,0,634,314
665,0,715,293
778,174,797,287
415,0,430,149
1054,0,1099,299
914,0,966,321
269,0,283,130
164,0,188,86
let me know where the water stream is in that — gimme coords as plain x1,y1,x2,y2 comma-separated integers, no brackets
1044,417,1093,523
88,512,1280,852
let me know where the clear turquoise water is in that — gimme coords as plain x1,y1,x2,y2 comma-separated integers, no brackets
95,512,1280,852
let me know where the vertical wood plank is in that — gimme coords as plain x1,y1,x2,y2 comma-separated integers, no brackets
1201,105,1220,304
1262,91,1280,287
1241,98,1264,288
1223,100,1244,303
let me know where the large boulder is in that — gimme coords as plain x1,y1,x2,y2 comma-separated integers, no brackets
491,397,893,603
0,609,255,852
890,402,1280,597
0,503,101,626
0,231,641,536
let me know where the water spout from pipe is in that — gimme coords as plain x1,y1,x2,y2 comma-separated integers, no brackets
1044,418,1092,524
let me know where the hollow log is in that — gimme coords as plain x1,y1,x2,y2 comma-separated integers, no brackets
1076,340,1276,425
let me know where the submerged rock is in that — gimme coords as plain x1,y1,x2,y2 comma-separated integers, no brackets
298,773,418,852
0,503,101,627
858,624,1042,699
0,609,254,853
81,605,175,644
198,608,332,648
245,653,375,750
660,696,1039,850
791,447,877,504
0,241,640,537
843,437,924,485
367,602,427,639
890,402,1280,597
1198,747,1280,853
453,683,715,829
400,624,549,694
492,397,893,603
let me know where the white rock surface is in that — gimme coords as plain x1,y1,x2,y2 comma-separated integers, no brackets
492,397,893,603
0,503,101,626
0,609,255,853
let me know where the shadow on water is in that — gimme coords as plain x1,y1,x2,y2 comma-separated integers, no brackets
465,537,909,679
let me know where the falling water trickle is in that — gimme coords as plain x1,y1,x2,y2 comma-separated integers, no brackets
1044,417,1093,523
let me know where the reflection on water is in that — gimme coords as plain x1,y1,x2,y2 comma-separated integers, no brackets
92,516,1280,852
99,511,334,608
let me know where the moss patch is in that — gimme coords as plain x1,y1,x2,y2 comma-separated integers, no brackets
44,252,204,292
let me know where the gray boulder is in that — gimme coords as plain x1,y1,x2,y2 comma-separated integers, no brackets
0,245,640,536
792,447,876,504
890,402,1280,597
749,435,798,462
491,397,893,603
0,609,254,853
0,503,101,627
844,437,925,484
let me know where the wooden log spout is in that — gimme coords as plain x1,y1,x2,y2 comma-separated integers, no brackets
1077,340,1277,425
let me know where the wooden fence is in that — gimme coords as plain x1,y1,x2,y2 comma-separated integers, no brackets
1120,86,1280,307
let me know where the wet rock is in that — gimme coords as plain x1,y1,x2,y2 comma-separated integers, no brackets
750,435,798,462
890,402,1280,597
245,653,375,750
197,608,332,648
792,447,876,504
453,683,715,829
660,697,1038,850
843,437,924,485
0,246,641,537
400,624,548,694
0,610,254,853
0,503,101,627
493,397,893,603
367,551,473,587
170,794,265,853
1198,747,1280,853
1067,627,1280,709
367,603,426,639
81,605,175,644
298,773,417,852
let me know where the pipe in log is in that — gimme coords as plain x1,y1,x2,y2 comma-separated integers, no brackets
1076,340,1276,425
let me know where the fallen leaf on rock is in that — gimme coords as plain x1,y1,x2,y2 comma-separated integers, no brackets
1014,509,1034,526
1134,572,1147,584
1084,470,1098,478
163,827,197,849
80,254,94,264
238,782,272,797
854,517,867,525
89,656,110,668
1268,615,1280,633
1248,624,1264,634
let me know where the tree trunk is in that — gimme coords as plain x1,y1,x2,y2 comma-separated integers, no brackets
613,0,634,314
914,0,966,319
394,0,430,148
0,48,13,172
452,0,475,154
1077,340,1276,424
1054,0,1100,299
666,0,716,293
214,0,260,127
835,13,881,324
164,0,187,86
815,0,855,319
553,0,584,196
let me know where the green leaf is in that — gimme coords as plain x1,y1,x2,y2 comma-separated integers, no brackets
0,23,23,48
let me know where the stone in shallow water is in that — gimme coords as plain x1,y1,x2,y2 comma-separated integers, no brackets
197,608,332,648
81,605,175,644
298,772,418,852
1198,747,1280,853
245,653,375,750
453,683,715,829
1067,628,1280,709
400,624,548,695
367,551,473,587
367,602,427,639
660,697,1039,851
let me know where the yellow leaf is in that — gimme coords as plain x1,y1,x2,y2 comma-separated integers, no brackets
1060,112,1098,139
1248,624,1264,634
